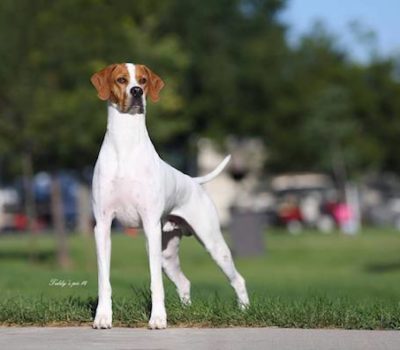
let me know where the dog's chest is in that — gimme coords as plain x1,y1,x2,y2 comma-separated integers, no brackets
93,115,167,227
112,177,142,227
96,147,163,227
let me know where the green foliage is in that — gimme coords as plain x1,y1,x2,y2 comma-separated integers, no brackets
265,22,400,175
0,0,188,172
0,0,400,176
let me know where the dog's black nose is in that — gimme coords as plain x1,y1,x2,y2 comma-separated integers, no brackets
130,86,143,97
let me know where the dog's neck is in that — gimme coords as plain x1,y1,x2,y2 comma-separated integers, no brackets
106,103,151,150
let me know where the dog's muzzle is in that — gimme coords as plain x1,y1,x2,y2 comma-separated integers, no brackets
129,86,144,114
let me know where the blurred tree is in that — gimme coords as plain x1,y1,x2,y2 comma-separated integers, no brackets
0,0,188,266
350,59,400,173
0,0,400,220
266,21,400,179
0,0,188,171
156,0,289,169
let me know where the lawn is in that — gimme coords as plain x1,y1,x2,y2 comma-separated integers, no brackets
0,228,399,329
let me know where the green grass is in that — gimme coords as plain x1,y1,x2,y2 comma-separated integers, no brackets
0,229,399,329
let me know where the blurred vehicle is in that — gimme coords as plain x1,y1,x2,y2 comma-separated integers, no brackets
0,187,46,232
33,171,80,230
361,173,400,229
34,171,82,230
271,173,338,233
0,187,20,231
0,171,85,232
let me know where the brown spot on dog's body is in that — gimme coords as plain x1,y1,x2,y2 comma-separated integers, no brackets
91,63,130,111
109,64,130,111
90,64,117,100
135,65,165,102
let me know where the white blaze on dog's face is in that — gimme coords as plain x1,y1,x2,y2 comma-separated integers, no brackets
90,63,164,114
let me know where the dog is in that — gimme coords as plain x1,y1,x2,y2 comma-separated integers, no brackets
90,63,249,329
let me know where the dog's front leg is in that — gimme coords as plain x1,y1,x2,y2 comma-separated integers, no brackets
93,219,112,329
144,221,167,329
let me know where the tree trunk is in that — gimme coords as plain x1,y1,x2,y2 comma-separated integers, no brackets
331,145,347,195
50,174,71,269
77,182,92,237
21,151,38,261
77,182,94,270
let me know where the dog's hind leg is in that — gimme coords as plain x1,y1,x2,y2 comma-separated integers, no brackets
174,192,249,309
161,229,191,304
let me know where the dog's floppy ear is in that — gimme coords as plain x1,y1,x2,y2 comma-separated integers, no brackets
142,65,165,103
90,64,117,101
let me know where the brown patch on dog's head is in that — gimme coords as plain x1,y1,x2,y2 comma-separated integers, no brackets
90,63,130,111
135,65,165,102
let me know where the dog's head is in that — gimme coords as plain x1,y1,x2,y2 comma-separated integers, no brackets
90,63,164,114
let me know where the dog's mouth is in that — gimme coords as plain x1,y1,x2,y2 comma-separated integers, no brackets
128,104,144,114
125,98,144,114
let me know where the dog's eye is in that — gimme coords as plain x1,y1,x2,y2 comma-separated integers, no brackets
117,77,127,84
139,77,147,85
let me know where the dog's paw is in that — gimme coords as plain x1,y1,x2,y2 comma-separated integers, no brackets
238,299,250,311
180,294,191,306
148,314,167,330
93,311,112,329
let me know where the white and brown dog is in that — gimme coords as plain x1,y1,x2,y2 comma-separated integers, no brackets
90,63,249,329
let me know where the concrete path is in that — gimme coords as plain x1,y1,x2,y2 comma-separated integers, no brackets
0,327,399,350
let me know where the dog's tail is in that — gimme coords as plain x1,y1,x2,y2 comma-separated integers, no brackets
194,155,231,185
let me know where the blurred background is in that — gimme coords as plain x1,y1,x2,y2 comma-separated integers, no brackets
0,0,399,311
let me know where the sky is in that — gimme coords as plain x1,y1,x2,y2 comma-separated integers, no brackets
281,0,399,61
